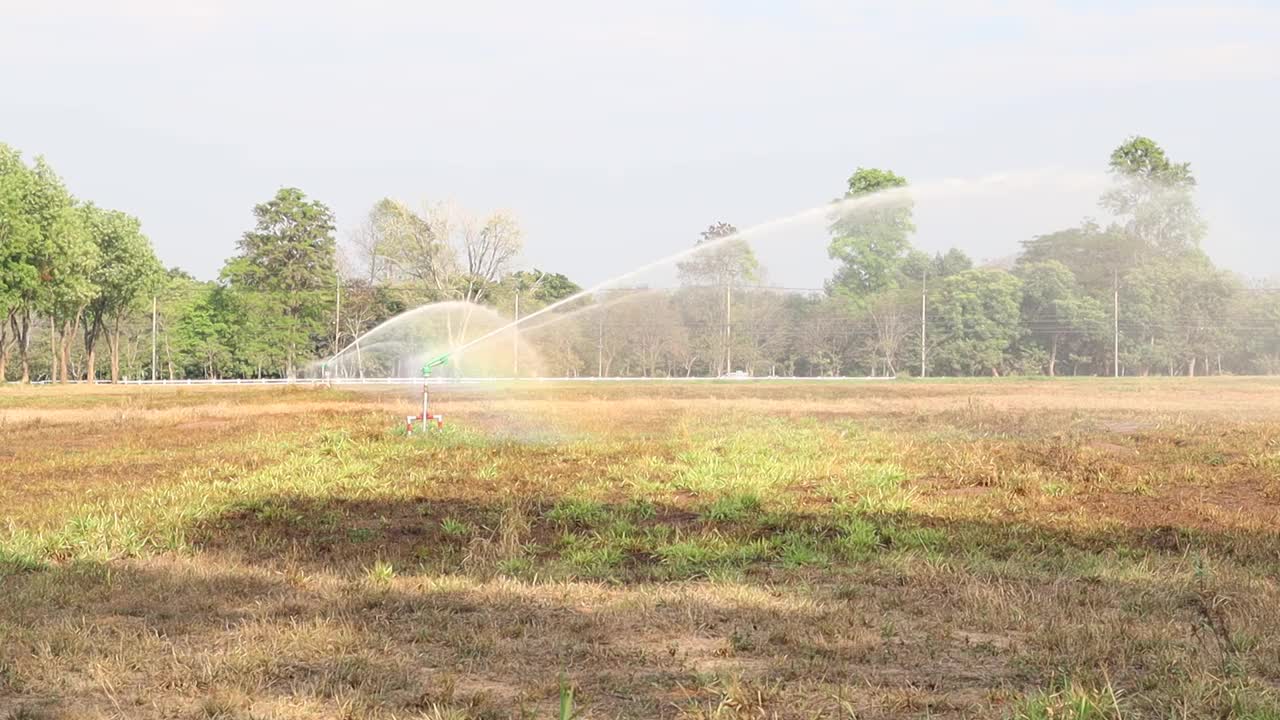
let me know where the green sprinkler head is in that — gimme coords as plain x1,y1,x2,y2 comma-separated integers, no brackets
422,353,450,377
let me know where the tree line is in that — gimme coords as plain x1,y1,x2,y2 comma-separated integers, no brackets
2,136,1277,382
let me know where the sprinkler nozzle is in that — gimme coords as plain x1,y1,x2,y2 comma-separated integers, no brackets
422,354,450,377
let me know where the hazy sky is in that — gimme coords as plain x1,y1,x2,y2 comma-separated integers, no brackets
3,1,1278,288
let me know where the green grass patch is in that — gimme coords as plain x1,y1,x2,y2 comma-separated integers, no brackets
545,498,609,528
439,517,471,537
1011,682,1121,720
700,492,763,522
654,535,773,578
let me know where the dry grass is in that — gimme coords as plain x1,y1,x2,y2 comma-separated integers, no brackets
1,378,1279,719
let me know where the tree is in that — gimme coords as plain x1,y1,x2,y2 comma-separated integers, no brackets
731,289,790,376
152,269,202,380
677,222,761,375
494,269,583,316
1121,257,1235,376
1015,261,1106,376
902,248,973,283
609,292,685,377
363,199,523,306
25,158,97,383
457,211,522,304
222,188,337,377
510,270,581,304
1020,221,1143,294
866,289,913,377
172,285,235,379
1102,136,1205,257
794,297,858,376
81,205,161,382
1229,290,1280,374
331,278,404,378
676,223,760,288
827,168,914,304
929,269,1023,376
0,144,40,382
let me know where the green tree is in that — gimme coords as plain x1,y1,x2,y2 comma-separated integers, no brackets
901,247,973,284
1103,136,1205,257
29,158,97,382
172,285,235,379
827,168,914,304
222,188,336,376
929,269,1023,376
1229,290,1280,374
151,269,202,379
677,222,760,287
0,149,97,382
81,205,162,382
0,144,41,382
1015,261,1106,376
498,269,583,313
1019,221,1143,295
1121,257,1235,376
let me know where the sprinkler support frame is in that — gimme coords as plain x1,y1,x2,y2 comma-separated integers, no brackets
406,354,451,434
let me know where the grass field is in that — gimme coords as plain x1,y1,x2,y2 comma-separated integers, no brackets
2,379,1279,719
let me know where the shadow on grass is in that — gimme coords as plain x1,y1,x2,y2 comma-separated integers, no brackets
4,493,1280,720
188,492,1280,577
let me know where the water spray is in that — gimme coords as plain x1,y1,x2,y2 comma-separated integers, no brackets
322,168,1108,381
405,353,450,434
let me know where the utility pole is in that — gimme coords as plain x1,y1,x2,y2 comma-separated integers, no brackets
724,284,732,375
513,290,520,376
1113,269,1120,378
920,270,927,378
151,296,157,382
597,310,604,377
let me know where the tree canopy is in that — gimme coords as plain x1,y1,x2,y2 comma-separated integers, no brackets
827,168,915,305
0,135,1274,381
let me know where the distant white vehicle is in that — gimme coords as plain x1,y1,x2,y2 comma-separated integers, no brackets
720,370,750,379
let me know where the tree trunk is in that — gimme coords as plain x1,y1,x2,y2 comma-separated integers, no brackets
50,316,58,382
0,317,8,383
12,311,31,383
1188,357,1196,377
84,315,103,384
164,332,175,380
60,318,78,383
1048,335,1058,377
109,313,123,383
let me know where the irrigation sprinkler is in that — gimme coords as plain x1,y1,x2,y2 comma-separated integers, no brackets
406,353,450,434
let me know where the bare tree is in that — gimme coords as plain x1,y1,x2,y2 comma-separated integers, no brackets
458,211,522,304
359,199,523,306
733,289,789,376
613,293,684,377
677,286,725,376
867,291,912,376
796,299,856,376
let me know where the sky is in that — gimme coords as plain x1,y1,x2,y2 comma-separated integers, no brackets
2,0,1278,288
